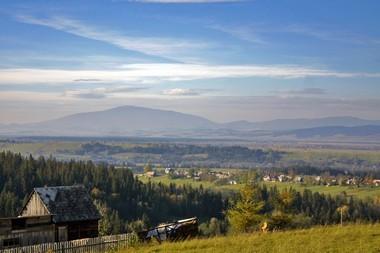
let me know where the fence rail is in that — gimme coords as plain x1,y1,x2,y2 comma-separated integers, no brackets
0,233,138,253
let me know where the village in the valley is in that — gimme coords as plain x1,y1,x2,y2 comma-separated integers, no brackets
142,166,380,188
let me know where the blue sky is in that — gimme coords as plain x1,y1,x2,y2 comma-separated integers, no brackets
0,0,380,123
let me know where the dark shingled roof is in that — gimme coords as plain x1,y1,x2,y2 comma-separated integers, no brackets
34,185,101,223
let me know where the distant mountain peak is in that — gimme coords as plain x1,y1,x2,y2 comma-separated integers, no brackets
0,106,379,138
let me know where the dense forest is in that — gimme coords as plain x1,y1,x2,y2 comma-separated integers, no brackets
73,142,283,166
227,183,380,233
2,151,380,237
0,151,226,234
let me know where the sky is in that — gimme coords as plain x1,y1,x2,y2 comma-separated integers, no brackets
0,0,380,123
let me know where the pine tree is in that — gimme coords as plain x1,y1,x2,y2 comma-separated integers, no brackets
227,184,264,233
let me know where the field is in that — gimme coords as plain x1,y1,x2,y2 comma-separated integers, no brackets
139,174,380,200
138,174,240,195
283,147,380,164
3,139,380,199
123,223,380,253
2,140,380,164
262,181,380,200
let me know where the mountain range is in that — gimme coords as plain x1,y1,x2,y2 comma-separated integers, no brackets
225,117,380,131
1,105,380,139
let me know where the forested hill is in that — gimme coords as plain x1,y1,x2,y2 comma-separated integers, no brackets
3,151,380,238
0,151,226,234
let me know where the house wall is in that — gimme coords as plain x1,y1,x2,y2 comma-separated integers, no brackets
0,217,99,249
0,216,55,249
0,225,55,249
57,220,99,241
20,192,49,217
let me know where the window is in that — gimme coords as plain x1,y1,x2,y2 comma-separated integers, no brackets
11,218,26,230
2,237,20,248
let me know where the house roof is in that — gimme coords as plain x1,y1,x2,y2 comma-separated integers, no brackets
32,185,101,223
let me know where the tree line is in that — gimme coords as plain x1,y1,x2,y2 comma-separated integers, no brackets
227,183,380,233
2,151,380,237
74,142,283,164
0,151,226,234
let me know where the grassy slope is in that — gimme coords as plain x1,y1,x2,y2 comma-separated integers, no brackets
124,224,380,253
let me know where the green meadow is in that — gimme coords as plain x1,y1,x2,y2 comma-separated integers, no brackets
139,174,380,200
123,223,380,253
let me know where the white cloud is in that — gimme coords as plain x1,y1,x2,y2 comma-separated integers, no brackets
1,63,379,85
63,86,149,99
15,15,210,59
162,88,200,96
272,88,327,97
209,25,266,44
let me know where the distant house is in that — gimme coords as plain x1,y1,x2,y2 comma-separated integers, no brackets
278,175,290,182
229,180,237,185
165,168,173,174
215,172,230,179
263,175,272,182
326,179,338,187
146,171,157,177
0,185,101,249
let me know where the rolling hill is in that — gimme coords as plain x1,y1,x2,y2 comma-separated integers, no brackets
225,116,380,131
0,106,380,139
0,106,217,136
279,125,380,138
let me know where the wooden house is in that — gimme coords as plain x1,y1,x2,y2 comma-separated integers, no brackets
0,185,101,249
20,185,101,241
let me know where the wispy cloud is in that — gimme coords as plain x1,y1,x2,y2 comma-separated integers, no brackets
15,15,210,59
73,78,103,82
209,24,266,44
272,88,327,97
1,63,380,85
283,24,377,45
210,23,380,46
162,88,200,96
63,86,149,99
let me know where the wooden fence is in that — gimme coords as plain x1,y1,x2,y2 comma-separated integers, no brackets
0,233,138,253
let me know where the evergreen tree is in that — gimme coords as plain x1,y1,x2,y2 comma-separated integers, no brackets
227,184,264,233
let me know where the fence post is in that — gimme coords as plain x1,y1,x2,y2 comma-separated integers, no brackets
0,233,136,253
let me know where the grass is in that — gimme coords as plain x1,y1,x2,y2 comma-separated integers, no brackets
262,181,380,200
138,175,241,192
283,148,380,164
122,223,380,253
0,141,81,155
138,175,380,200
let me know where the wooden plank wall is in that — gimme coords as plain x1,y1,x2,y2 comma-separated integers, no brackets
0,233,138,253
20,193,49,217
